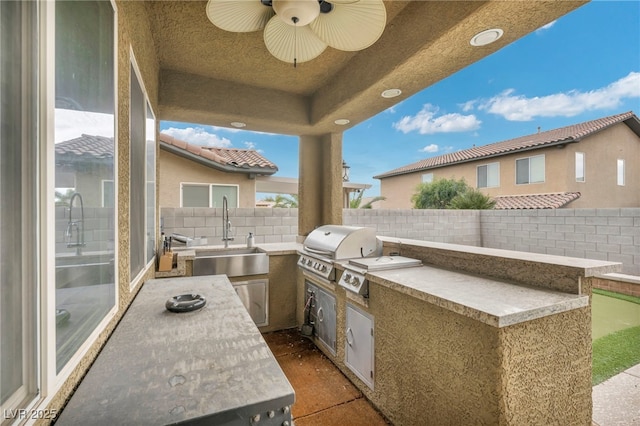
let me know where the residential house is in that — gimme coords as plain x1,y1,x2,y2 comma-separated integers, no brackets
1,0,591,423
375,112,640,209
159,133,278,208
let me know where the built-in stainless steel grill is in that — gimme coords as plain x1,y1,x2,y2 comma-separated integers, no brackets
297,225,381,281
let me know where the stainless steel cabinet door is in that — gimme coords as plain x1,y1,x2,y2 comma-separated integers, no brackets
316,287,337,356
345,303,374,389
234,279,268,326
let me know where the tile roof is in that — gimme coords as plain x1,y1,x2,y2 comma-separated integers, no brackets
375,111,638,179
55,134,114,159
159,133,278,174
493,192,581,210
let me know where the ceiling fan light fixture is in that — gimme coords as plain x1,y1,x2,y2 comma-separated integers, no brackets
272,0,320,26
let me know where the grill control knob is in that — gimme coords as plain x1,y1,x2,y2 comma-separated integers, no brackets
352,277,360,286
321,265,327,272
344,273,352,281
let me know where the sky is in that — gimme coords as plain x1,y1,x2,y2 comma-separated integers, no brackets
160,1,640,198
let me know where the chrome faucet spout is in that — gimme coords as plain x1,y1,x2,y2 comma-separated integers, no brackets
221,195,234,248
67,192,86,255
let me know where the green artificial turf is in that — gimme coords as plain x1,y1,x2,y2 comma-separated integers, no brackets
593,288,640,305
592,325,640,385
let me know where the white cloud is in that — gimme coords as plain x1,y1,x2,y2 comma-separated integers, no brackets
536,20,556,33
163,127,232,147
459,100,476,112
393,104,482,134
243,141,264,153
55,109,114,143
420,144,439,153
478,72,640,121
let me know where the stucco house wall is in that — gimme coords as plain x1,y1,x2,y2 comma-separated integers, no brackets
378,119,640,209
158,149,258,208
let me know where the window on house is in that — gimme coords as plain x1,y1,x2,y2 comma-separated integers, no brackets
617,159,625,186
182,184,239,208
516,155,545,184
576,152,585,182
54,0,116,373
102,180,114,207
1,0,39,411
422,173,433,183
477,163,499,188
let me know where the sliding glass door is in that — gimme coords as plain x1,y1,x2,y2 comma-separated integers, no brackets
0,0,39,413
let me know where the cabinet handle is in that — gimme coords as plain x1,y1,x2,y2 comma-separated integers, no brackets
346,327,354,346
318,307,324,322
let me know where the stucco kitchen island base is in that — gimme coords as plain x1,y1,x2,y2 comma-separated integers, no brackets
298,239,621,425
56,275,294,426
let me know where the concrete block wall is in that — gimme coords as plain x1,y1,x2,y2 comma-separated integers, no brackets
480,208,640,276
160,207,299,245
343,209,482,246
159,207,639,275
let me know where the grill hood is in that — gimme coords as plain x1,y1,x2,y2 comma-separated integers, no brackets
303,225,381,260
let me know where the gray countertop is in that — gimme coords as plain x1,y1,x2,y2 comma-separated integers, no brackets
367,265,589,327
56,275,294,425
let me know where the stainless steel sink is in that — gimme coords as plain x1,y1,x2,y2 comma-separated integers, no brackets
193,247,268,277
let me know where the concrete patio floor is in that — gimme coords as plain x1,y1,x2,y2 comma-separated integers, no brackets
262,329,390,425
592,363,640,426
264,329,640,425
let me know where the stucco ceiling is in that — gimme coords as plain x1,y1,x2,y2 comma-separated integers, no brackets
146,0,587,136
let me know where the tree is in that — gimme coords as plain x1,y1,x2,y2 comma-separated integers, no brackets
448,188,496,210
411,177,495,210
411,178,469,209
349,190,386,209
263,194,298,208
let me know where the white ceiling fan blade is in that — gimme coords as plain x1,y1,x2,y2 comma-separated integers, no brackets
206,0,275,32
310,0,386,51
325,0,360,4
264,16,327,64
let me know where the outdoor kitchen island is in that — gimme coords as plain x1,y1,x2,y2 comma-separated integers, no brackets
56,275,294,426
298,236,623,425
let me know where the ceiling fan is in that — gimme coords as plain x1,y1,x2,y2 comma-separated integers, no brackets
206,0,387,66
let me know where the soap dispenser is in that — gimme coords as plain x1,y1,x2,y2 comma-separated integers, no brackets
247,232,255,248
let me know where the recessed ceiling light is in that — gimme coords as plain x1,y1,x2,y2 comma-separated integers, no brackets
230,121,246,128
470,28,504,46
381,88,402,98
334,119,350,125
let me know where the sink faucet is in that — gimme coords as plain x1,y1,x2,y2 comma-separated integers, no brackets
222,195,234,248
66,192,85,256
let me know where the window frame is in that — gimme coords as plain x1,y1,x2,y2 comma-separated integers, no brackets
515,154,545,185
129,50,156,287
43,0,120,395
180,183,239,208
476,162,500,189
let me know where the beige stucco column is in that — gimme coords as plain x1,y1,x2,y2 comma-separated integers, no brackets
298,133,343,237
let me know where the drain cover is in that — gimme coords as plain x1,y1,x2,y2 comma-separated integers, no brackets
166,294,206,313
